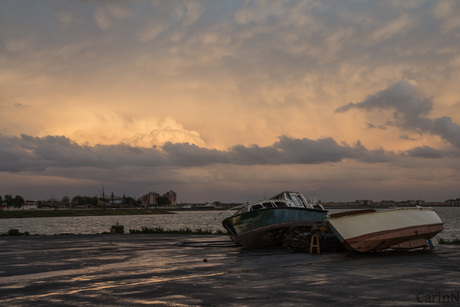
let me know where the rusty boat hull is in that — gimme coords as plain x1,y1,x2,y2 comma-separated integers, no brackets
222,192,327,249
223,208,325,248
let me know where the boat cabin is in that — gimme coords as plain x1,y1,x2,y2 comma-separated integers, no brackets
235,191,324,214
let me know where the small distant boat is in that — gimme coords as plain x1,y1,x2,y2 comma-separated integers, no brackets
193,203,215,210
324,207,444,252
222,191,327,249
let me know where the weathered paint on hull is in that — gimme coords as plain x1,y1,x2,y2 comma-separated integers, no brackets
222,207,327,249
391,238,432,250
236,220,318,249
326,207,444,252
341,223,444,252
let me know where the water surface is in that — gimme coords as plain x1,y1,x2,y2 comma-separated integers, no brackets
1,207,458,239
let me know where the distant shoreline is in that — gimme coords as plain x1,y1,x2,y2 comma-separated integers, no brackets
0,209,175,219
322,204,460,209
1,205,458,218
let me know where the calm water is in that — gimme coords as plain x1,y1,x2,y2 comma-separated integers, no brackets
1,207,459,239
0,210,235,235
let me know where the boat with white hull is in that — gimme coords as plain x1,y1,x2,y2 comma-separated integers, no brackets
222,191,327,249
324,207,444,252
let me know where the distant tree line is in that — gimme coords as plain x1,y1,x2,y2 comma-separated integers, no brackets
0,194,138,209
70,195,136,206
0,195,25,208
155,196,171,207
71,196,99,207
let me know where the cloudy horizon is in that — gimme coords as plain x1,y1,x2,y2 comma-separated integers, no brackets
1,1,460,203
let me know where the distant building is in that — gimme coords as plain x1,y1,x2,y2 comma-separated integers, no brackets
140,190,177,206
446,198,460,206
36,200,55,208
140,192,159,206
165,190,177,206
380,200,396,206
23,200,38,210
355,200,373,206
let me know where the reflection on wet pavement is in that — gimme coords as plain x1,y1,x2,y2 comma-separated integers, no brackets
1,235,459,306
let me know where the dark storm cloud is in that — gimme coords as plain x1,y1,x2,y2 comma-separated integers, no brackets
0,134,398,174
219,136,393,165
432,117,460,149
162,142,227,166
405,146,444,159
0,134,163,172
336,79,460,149
335,79,433,119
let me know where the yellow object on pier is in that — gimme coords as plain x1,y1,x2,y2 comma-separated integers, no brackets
309,234,320,254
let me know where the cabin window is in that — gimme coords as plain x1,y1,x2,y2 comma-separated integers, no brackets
250,204,263,211
263,202,274,208
236,206,250,214
274,202,288,207
290,194,304,207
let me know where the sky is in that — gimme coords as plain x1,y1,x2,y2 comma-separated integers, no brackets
1,0,460,203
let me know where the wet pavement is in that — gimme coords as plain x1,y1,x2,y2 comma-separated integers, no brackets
0,234,459,306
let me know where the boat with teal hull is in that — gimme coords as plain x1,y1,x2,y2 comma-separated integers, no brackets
222,191,327,248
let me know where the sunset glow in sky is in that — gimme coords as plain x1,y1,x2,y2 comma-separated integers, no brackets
1,0,460,202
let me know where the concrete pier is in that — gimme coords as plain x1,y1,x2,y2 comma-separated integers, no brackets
0,234,459,306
